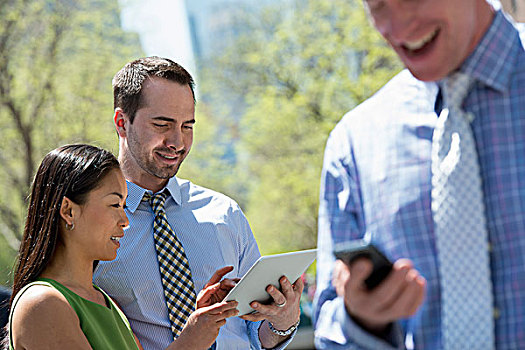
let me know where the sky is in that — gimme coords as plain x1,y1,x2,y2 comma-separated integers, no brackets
118,0,197,78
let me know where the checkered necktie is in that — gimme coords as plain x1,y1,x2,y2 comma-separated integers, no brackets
431,72,494,349
143,191,196,339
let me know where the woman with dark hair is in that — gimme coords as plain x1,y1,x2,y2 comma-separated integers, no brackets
7,144,238,349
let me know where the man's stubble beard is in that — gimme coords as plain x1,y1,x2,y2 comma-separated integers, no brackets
125,127,184,181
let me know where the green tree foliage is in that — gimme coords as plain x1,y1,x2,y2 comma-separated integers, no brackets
0,0,142,285
195,0,402,253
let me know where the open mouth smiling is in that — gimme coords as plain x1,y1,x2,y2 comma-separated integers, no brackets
401,28,440,56
155,150,183,161
158,153,177,160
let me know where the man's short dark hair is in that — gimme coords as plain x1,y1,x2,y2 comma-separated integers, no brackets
113,56,196,123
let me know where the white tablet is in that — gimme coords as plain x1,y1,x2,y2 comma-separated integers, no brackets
225,249,317,315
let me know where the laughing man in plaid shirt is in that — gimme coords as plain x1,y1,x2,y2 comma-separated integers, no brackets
314,0,525,349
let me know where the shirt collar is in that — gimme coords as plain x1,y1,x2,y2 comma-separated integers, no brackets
125,177,182,214
458,10,520,92
165,176,182,205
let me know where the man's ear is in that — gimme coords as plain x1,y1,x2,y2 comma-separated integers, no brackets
59,196,77,228
114,108,128,138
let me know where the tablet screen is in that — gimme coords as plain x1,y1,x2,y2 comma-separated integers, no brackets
224,249,317,315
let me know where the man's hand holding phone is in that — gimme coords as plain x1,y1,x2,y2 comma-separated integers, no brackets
332,241,427,335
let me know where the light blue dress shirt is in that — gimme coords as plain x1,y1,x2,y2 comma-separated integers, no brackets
94,177,293,350
314,11,525,350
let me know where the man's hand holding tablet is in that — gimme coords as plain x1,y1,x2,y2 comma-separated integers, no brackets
224,249,316,345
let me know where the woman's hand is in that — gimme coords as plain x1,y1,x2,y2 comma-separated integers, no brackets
166,301,239,350
197,266,240,308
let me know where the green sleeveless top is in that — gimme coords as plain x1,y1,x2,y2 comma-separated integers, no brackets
9,278,139,350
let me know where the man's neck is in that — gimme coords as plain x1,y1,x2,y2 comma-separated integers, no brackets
460,1,495,72
118,154,168,193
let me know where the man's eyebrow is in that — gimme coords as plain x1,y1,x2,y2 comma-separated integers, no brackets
151,117,195,124
152,116,175,122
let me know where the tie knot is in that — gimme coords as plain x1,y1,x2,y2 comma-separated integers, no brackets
142,191,167,215
442,72,473,110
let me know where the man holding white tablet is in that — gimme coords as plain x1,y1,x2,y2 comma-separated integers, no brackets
93,56,302,350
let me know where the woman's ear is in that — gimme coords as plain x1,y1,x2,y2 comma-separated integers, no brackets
60,196,77,229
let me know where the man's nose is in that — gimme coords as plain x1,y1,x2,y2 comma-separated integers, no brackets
164,128,184,151
373,0,418,45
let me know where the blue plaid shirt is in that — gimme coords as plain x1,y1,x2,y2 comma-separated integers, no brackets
314,11,525,349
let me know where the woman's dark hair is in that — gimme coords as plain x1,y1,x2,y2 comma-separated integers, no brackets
9,144,120,306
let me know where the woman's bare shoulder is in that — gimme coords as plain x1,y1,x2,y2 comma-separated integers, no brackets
11,284,91,349
13,283,73,319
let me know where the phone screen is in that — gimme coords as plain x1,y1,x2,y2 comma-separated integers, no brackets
333,240,393,289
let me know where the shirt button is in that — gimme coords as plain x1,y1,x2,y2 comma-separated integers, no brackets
487,243,493,252
493,307,500,319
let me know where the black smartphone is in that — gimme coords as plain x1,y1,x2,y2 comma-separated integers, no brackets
333,240,393,290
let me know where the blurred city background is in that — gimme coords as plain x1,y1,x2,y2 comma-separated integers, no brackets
0,0,522,348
